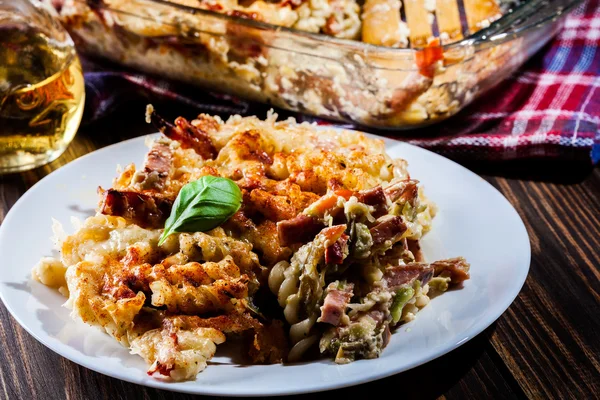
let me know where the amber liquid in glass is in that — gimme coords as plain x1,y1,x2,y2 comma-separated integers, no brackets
0,26,85,173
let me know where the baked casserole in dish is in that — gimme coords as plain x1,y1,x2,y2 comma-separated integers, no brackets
44,0,582,127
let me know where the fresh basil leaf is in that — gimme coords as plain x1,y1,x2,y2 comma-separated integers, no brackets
158,176,242,245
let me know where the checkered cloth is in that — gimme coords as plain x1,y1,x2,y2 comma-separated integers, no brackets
82,0,600,164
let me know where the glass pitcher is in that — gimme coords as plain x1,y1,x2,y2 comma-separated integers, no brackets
0,0,85,174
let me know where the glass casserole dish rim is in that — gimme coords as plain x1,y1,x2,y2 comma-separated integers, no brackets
54,0,584,129
76,0,585,71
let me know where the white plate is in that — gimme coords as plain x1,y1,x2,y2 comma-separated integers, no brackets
0,132,530,396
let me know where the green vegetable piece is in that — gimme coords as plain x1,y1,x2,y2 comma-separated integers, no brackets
402,202,416,221
390,286,415,324
158,176,242,245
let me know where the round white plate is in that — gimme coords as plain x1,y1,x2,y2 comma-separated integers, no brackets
0,132,530,396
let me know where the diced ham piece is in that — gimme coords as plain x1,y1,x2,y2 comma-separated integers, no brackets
98,188,172,228
421,268,434,286
370,216,407,247
144,142,172,177
319,282,354,326
276,215,324,247
148,108,217,159
325,234,349,265
135,142,173,191
356,186,388,217
431,257,470,283
173,116,217,159
365,309,386,324
384,263,434,290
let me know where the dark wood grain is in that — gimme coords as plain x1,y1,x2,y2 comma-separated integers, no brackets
0,111,598,400
486,173,600,399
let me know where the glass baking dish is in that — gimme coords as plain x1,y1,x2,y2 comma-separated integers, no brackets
44,0,582,129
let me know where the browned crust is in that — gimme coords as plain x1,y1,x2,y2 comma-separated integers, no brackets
98,188,172,229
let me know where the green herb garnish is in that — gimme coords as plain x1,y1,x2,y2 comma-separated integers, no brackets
158,176,242,245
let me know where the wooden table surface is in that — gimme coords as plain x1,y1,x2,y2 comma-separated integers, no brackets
0,106,598,400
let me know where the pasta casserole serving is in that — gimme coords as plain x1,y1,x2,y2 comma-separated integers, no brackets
33,107,469,380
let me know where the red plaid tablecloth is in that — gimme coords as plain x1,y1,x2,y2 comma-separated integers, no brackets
82,0,600,163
